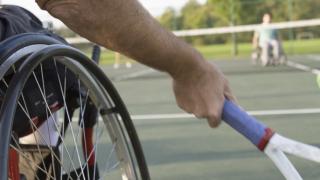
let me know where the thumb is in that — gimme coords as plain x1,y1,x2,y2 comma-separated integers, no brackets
224,82,238,105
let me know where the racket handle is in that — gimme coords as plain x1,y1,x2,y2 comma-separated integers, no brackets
222,100,274,151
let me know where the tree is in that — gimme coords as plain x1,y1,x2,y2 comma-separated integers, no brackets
207,0,242,26
158,0,320,45
158,8,181,30
179,0,220,45
181,0,215,29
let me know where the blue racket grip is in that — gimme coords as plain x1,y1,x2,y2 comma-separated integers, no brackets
222,100,274,151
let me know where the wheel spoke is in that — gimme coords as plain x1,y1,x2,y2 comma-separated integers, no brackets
1,47,146,179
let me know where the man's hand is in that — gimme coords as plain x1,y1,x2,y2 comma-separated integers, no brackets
173,60,235,128
35,0,237,128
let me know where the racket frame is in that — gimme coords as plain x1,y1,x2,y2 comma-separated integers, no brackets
222,100,320,180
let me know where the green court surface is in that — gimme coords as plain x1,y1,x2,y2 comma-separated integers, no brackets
99,55,320,180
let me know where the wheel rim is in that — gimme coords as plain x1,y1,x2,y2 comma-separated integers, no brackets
0,43,149,179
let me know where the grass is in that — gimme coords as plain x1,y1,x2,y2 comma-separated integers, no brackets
195,38,320,60
95,38,320,64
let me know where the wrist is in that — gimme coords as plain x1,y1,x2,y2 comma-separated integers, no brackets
169,48,209,82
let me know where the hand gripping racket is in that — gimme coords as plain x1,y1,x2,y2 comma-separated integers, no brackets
222,100,320,180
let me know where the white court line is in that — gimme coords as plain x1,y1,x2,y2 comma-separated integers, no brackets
307,55,320,62
130,108,320,120
286,60,320,75
114,60,320,121
113,68,156,81
64,108,320,122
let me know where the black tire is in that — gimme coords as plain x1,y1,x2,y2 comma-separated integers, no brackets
0,34,150,180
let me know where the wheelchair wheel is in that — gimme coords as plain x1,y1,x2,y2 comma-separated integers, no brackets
0,34,150,180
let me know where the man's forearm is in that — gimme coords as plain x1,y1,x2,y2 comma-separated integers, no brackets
96,0,205,78
40,0,206,78
37,0,236,127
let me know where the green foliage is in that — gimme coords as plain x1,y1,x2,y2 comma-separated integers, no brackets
158,0,320,46
180,0,219,45
96,38,320,63
181,1,215,29
158,8,182,30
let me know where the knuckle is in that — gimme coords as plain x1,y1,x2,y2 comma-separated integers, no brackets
194,107,208,118
177,103,193,114
207,119,221,128
194,112,205,118
208,111,220,121
184,108,193,114
192,108,204,117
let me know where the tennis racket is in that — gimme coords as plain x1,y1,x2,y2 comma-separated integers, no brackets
222,100,320,180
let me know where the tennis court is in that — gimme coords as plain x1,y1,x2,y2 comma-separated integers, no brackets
98,54,320,180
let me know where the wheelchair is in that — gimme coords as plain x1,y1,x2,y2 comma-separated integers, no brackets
251,43,287,66
0,33,150,180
